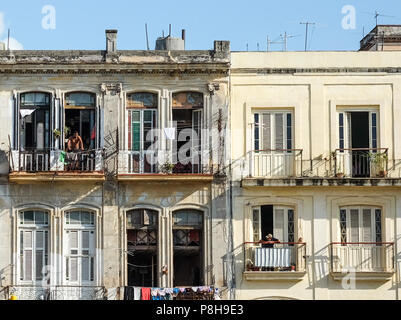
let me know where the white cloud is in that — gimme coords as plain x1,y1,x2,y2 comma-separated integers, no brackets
0,12,4,37
2,37,23,50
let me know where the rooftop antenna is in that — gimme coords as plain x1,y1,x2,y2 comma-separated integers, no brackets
169,24,171,37
7,28,10,50
145,23,150,50
280,31,300,51
246,43,248,51
267,35,284,51
300,22,315,51
257,42,260,51
362,10,396,26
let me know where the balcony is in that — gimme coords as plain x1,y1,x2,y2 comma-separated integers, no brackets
329,242,395,281
243,241,307,281
9,149,105,182
248,149,303,179
333,148,389,178
6,285,106,300
117,150,215,182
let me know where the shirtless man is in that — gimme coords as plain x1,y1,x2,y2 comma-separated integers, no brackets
67,131,84,170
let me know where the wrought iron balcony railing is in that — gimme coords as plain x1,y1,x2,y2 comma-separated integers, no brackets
6,285,106,300
244,241,306,272
118,150,213,175
9,149,104,173
333,148,389,178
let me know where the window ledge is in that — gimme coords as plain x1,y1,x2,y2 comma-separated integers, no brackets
330,271,394,281
243,271,306,281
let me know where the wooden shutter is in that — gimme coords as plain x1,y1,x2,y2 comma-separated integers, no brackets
252,208,261,243
22,231,33,281
131,110,141,151
349,209,360,242
339,113,344,151
370,112,378,149
362,209,372,242
35,231,44,280
275,113,284,150
273,208,285,242
262,113,271,150
286,113,292,150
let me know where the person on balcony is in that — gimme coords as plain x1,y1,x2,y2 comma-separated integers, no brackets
67,131,84,170
262,234,280,248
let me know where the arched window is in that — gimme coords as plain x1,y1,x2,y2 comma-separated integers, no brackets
172,209,203,286
126,93,158,173
19,92,51,150
126,209,158,287
64,92,96,150
172,92,203,173
63,210,96,285
18,210,49,283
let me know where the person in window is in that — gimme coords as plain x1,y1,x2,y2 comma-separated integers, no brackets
67,131,84,170
262,234,280,248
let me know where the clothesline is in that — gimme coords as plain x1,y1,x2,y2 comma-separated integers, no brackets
123,285,220,301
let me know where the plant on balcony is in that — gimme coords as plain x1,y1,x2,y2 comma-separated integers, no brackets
369,152,388,177
159,160,174,174
53,129,61,139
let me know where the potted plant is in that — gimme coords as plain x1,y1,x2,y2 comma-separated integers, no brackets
53,129,61,139
159,160,174,174
64,126,71,143
369,152,388,177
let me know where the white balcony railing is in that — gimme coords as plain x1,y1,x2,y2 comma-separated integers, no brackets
244,242,306,272
249,149,303,178
10,149,104,173
330,242,394,273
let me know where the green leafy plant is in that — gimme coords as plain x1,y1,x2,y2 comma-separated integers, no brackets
369,152,388,177
159,160,174,174
64,126,71,138
53,129,61,139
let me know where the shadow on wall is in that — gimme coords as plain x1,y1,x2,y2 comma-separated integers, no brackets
0,150,8,175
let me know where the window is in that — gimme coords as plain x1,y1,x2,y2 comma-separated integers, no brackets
127,93,158,173
18,210,49,283
252,205,295,243
172,92,203,173
173,209,203,286
64,92,96,150
126,209,158,287
253,111,293,152
64,211,96,284
339,207,382,244
19,92,51,150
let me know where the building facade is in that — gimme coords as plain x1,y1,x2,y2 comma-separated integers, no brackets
0,31,232,300
230,51,401,300
1,27,401,300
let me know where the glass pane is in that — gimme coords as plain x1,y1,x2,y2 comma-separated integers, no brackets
65,92,95,107
127,92,157,108
24,211,34,224
69,212,80,224
35,211,44,224
82,257,89,282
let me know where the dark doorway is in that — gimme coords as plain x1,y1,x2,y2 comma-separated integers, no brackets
127,250,157,287
173,251,201,286
261,205,273,240
350,112,370,177
65,109,96,150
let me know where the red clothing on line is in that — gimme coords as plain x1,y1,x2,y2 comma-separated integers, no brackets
141,287,151,300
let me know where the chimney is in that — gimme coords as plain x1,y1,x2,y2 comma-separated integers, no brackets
106,29,118,53
182,29,186,49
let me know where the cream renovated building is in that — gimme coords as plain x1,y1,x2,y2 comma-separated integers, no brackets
230,51,401,300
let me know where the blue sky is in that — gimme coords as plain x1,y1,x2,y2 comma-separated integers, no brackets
0,0,401,51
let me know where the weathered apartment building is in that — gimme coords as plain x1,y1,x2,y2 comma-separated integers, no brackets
1,25,401,300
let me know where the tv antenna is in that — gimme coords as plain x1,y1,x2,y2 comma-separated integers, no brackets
362,10,396,26
280,32,300,51
300,22,315,51
266,35,283,51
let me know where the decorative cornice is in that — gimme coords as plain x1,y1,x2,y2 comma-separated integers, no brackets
231,67,401,74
